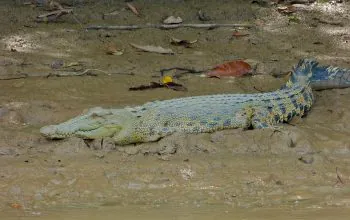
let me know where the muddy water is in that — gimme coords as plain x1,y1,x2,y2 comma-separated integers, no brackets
1,0,350,219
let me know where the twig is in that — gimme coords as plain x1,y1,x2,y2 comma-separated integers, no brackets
35,0,83,27
86,23,253,31
46,69,108,78
271,71,291,78
159,67,206,78
0,74,28,80
36,8,73,22
126,3,141,17
36,8,84,28
335,167,344,185
129,81,187,91
70,13,84,29
313,17,343,26
253,86,264,92
84,69,109,75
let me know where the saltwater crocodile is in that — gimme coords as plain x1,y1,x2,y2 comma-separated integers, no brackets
40,59,350,145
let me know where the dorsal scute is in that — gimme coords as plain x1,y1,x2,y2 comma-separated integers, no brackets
284,59,318,88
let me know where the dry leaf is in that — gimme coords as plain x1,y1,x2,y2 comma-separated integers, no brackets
126,3,140,17
10,203,22,209
162,75,173,84
163,16,183,24
130,43,174,54
51,60,64,69
207,60,252,78
108,49,124,56
105,44,124,55
64,62,80,67
50,60,81,70
170,37,197,48
231,31,249,38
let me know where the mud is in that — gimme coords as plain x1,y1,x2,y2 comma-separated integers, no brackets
1,0,350,219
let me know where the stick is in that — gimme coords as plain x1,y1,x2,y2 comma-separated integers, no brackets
34,0,83,27
86,23,253,31
126,3,141,17
159,67,206,78
36,9,73,22
0,74,28,80
336,167,344,185
46,69,108,78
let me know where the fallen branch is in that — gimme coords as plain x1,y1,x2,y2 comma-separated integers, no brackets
35,0,83,28
36,8,73,22
335,167,344,185
129,81,187,91
86,23,253,31
126,3,141,17
0,74,28,80
46,69,108,77
313,17,343,26
159,67,206,78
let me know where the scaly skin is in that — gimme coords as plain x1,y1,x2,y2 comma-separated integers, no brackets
40,59,349,145
310,64,350,90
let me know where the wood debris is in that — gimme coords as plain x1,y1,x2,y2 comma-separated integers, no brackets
129,81,187,91
126,3,140,17
86,23,253,31
35,8,73,22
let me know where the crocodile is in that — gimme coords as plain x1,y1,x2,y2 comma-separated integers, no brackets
40,59,350,145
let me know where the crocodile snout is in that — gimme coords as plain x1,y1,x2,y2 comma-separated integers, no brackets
40,125,67,139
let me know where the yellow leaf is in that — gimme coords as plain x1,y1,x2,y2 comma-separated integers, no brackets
162,76,173,84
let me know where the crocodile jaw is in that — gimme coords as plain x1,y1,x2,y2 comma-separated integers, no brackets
40,107,133,140
40,124,122,139
40,125,70,139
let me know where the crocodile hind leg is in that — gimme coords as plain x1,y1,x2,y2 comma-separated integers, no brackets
249,107,283,130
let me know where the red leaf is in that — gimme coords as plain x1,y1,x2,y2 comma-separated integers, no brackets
207,60,252,78
232,31,249,38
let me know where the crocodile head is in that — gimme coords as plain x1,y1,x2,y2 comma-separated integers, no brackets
40,107,135,140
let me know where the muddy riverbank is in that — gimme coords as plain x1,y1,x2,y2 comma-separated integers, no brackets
1,0,350,219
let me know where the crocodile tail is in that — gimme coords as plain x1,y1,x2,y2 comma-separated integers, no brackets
287,58,350,90
310,61,350,90
291,59,319,85
282,59,316,89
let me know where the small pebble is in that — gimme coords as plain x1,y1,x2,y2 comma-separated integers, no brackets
298,155,314,164
51,60,64,69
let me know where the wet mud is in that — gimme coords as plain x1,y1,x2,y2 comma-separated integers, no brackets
1,0,350,219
